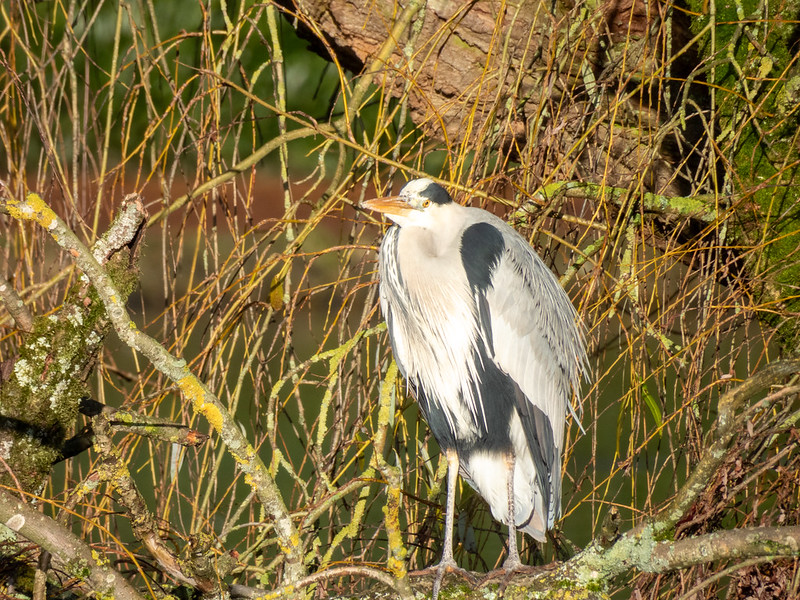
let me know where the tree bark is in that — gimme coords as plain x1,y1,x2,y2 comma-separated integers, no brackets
0,195,145,493
0,488,145,600
288,0,704,196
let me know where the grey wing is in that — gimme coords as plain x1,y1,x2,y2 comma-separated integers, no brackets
487,234,586,438
485,232,587,518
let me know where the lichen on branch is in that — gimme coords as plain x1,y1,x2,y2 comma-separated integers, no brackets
0,193,144,493
0,190,307,583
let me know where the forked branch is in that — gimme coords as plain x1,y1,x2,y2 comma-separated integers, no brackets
0,191,306,583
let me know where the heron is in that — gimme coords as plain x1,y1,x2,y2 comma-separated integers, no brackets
362,178,587,596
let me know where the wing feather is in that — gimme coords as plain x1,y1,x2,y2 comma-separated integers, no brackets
479,215,587,524
486,230,586,449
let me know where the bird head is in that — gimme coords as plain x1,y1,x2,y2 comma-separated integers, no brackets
361,178,453,227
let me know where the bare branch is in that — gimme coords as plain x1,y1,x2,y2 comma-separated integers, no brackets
654,359,800,536
0,191,306,582
0,488,145,600
0,273,33,332
90,193,146,264
92,413,222,592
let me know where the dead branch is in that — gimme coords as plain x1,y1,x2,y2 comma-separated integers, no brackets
0,190,308,583
92,413,224,593
0,488,145,600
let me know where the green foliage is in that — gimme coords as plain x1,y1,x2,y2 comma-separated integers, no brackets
686,0,800,336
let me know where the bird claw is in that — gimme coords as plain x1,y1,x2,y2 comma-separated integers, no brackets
477,562,542,591
413,560,477,600
502,555,525,572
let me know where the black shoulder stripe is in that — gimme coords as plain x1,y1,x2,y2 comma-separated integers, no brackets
460,222,505,293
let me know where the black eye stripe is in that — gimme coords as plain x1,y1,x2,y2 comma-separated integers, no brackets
422,183,452,205
400,179,453,205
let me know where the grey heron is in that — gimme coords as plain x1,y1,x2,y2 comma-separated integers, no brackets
362,178,587,595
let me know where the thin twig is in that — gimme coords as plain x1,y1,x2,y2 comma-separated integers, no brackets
653,359,800,537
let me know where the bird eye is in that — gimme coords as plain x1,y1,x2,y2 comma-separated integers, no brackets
421,200,431,208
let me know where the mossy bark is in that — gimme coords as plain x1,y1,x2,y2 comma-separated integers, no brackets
0,220,141,494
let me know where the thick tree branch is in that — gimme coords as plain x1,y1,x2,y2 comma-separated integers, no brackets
230,565,402,598
652,526,800,571
90,193,147,263
0,192,146,493
0,488,144,600
0,192,306,582
570,524,800,580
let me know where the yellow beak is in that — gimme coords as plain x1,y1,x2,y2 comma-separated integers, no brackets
360,196,412,218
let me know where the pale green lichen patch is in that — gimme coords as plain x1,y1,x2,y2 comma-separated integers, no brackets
65,555,92,580
567,525,669,594
0,523,18,543
0,222,141,493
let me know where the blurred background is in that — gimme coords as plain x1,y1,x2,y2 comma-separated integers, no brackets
1,0,799,597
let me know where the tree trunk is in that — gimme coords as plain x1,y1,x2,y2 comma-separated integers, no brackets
288,0,706,196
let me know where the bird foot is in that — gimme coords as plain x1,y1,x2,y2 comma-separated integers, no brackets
502,555,527,572
412,559,477,600
477,561,541,591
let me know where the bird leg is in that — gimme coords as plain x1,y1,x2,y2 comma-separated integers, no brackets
440,448,459,568
428,448,476,600
476,452,536,590
502,452,524,571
